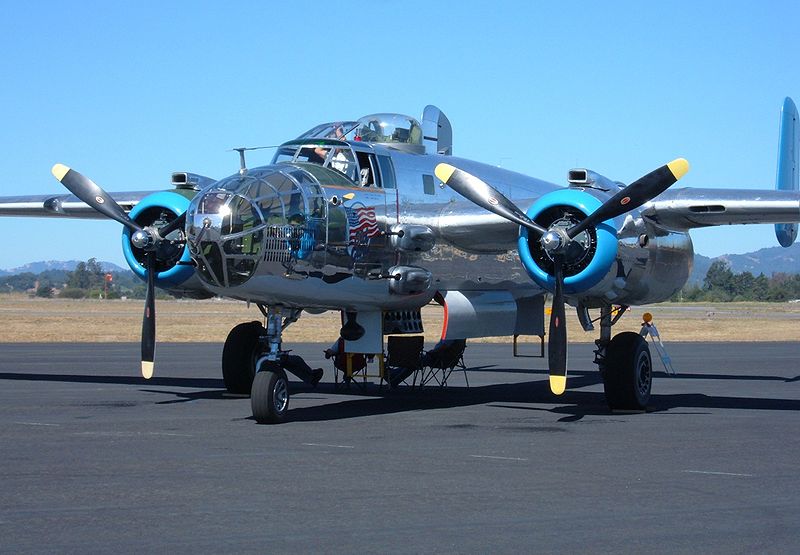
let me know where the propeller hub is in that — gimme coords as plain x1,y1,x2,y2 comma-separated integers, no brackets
541,228,568,255
131,229,156,250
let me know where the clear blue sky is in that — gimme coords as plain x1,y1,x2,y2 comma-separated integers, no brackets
0,1,798,269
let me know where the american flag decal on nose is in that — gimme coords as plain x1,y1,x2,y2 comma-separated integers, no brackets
346,205,380,243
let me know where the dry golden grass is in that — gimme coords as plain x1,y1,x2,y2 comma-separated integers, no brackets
0,295,798,344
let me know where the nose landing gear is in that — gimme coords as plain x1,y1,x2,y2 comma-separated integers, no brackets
222,305,323,423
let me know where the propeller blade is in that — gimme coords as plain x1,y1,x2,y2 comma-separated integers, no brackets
141,252,156,379
51,164,142,232
548,255,568,395
567,158,689,239
435,163,548,236
157,211,186,238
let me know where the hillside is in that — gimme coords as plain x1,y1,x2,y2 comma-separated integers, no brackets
688,242,800,286
0,260,127,277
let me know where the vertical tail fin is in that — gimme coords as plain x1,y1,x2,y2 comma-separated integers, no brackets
776,97,798,247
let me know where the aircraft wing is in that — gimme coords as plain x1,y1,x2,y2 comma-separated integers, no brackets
0,191,150,219
642,187,800,230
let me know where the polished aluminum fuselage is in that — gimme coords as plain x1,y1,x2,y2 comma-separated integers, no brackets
194,142,696,311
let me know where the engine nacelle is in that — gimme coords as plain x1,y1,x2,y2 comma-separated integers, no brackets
121,191,212,299
518,187,693,305
580,229,693,307
518,188,618,294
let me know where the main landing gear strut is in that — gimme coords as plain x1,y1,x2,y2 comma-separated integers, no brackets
591,305,653,411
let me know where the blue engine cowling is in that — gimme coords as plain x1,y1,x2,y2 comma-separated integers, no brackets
121,191,209,296
518,188,618,294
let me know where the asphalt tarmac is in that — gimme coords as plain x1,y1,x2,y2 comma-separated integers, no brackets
1,341,798,554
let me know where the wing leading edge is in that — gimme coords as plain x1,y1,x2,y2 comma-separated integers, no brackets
0,191,150,219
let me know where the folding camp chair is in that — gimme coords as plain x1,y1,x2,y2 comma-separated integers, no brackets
419,339,468,387
327,337,371,388
386,335,425,388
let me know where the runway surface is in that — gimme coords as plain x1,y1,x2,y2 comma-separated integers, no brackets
1,341,798,553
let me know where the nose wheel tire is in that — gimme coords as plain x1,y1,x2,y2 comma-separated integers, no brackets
251,365,290,424
222,321,264,394
601,331,652,411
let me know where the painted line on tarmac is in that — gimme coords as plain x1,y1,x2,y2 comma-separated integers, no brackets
470,455,528,461
302,442,355,449
13,421,61,427
682,470,754,477
71,431,193,437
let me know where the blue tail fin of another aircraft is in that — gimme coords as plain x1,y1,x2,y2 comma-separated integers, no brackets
776,96,799,247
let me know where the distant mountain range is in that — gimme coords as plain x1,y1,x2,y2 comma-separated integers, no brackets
0,244,797,283
688,242,800,286
0,260,129,277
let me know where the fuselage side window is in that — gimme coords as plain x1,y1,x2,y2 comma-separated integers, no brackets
422,174,435,195
376,155,396,189
355,151,380,188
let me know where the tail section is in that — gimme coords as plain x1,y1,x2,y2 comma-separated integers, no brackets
776,97,798,247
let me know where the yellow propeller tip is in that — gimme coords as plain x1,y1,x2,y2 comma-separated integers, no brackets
51,163,70,182
667,158,690,180
434,163,456,184
141,361,154,380
549,374,567,395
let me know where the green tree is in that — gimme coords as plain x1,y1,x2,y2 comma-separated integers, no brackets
752,273,770,300
35,284,53,298
0,272,37,292
731,271,755,301
703,260,734,300
85,258,105,288
67,262,90,289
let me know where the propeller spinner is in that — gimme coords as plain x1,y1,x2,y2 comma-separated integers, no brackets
51,164,186,379
435,159,689,396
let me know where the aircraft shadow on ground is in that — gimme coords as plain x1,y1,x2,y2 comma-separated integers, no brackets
1,370,798,423
0,372,223,389
281,373,800,423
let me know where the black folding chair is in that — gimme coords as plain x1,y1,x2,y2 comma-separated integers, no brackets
386,335,425,388
420,339,468,388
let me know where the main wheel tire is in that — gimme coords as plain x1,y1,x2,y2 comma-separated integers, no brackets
602,331,652,411
251,365,290,424
222,321,263,394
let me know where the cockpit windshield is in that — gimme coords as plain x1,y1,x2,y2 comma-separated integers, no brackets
296,121,361,141
272,142,361,185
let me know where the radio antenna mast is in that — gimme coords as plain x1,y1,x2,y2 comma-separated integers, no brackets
228,146,275,175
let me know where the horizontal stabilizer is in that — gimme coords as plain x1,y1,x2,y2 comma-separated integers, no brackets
776,97,799,247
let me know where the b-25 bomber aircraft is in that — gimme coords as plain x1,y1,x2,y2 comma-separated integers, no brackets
1,101,798,423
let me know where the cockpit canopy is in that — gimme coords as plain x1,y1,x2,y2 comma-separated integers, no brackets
353,113,422,145
296,113,422,147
